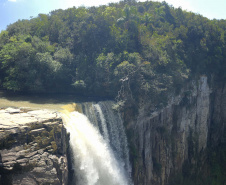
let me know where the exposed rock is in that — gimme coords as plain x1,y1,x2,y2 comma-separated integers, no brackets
1,75,225,185
30,128,46,136
0,109,59,128
129,76,226,185
0,108,68,185
4,108,22,114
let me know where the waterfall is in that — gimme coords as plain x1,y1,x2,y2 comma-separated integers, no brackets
93,104,110,144
61,101,132,185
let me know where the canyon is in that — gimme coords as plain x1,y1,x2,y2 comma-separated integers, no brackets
0,76,226,185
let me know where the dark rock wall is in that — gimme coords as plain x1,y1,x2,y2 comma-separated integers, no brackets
1,76,226,185
128,76,226,185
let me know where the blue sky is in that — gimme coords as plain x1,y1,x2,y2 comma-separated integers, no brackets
0,0,226,32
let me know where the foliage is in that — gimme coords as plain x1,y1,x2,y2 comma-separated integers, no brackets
0,0,226,108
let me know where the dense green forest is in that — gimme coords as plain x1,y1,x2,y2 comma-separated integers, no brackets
0,0,226,110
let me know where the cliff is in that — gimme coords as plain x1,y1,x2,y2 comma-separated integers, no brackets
128,76,226,185
1,76,226,185
0,108,68,185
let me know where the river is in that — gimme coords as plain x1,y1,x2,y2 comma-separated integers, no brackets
0,90,102,110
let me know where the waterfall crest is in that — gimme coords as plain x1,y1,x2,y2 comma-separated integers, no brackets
61,101,132,185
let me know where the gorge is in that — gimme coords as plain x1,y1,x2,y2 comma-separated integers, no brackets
0,76,226,185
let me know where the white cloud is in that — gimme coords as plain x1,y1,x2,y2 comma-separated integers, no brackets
8,0,17,2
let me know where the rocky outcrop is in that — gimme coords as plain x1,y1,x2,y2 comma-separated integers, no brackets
0,108,68,185
129,76,226,185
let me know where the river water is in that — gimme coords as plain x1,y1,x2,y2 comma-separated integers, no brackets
0,90,98,110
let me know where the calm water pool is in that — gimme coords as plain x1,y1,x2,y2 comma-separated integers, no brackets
0,91,82,110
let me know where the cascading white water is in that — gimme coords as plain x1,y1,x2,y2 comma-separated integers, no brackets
62,103,132,185
93,104,110,144
97,102,131,175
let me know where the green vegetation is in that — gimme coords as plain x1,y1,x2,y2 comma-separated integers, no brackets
29,125,62,154
0,0,226,109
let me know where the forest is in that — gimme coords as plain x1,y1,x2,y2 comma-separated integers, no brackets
0,0,226,110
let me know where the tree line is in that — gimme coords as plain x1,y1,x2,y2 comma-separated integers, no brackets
0,0,226,110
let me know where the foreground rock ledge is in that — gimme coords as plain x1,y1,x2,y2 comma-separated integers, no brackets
0,107,68,185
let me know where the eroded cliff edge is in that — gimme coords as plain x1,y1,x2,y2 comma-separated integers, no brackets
0,108,68,185
127,76,226,185
1,76,225,185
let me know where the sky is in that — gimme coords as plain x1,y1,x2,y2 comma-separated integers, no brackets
0,0,226,32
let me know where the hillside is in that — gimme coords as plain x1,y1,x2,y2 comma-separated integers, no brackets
0,0,226,110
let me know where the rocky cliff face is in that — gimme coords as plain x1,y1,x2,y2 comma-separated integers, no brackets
129,76,226,185
0,108,68,185
1,76,225,185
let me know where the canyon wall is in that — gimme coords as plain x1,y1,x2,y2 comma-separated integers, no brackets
129,76,226,185
1,76,226,185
